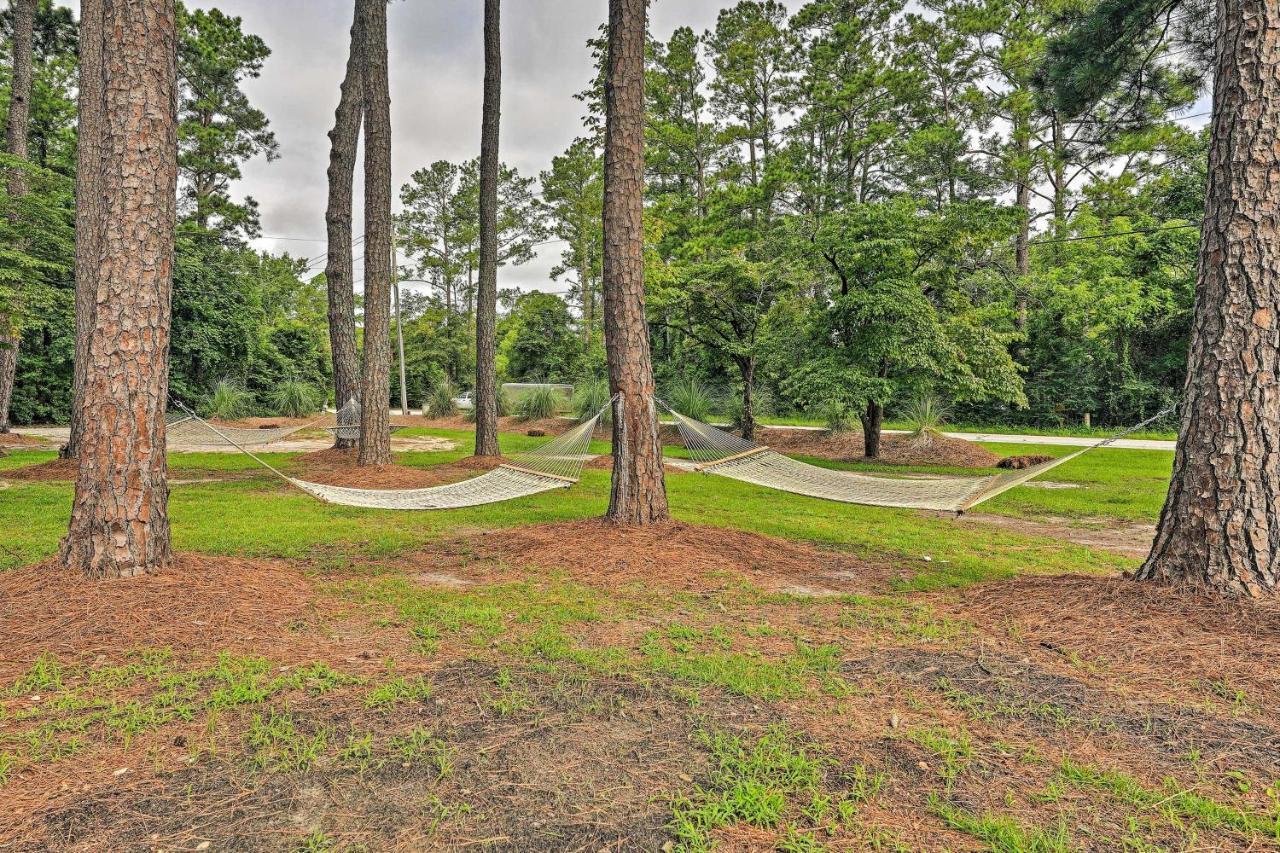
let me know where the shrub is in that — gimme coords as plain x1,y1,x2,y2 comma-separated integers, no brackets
572,378,612,424
425,379,458,419
665,376,715,423
516,385,560,422
900,395,952,444
819,401,856,435
203,380,253,421
726,386,774,430
270,380,322,418
464,386,512,422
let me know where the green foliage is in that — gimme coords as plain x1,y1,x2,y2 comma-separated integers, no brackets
665,376,715,423
498,292,583,383
269,380,321,418
819,401,856,435
203,380,253,420
515,385,560,422
900,395,952,439
464,385,511,422
572,377,612,424
425,379,458,419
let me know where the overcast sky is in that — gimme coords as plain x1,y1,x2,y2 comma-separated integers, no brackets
157,0,808,297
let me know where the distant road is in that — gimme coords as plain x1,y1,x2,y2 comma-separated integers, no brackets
15,419,1178,452
757,424,1176,451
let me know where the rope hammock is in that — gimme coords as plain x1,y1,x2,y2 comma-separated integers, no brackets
660,401,1173,514
165,412,320,449
320,399,407,442
169,398,610,511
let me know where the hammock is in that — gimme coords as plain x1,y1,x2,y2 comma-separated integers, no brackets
320,398,407,443
661,402,1171,514
165,413,319,449
169,399,609,511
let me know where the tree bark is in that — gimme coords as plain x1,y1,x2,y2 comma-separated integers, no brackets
861,400,883,459
61,0,177,578
356,0,392,466
738,358,756,442
474,0,501,458
64,0,105,460
602,0,668,525
1138,0,1280,597
325,1,363,450
0,0,35,434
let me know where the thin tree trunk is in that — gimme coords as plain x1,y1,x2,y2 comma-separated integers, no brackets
474,0,501,458
739,358,756,442
0,0,35,434
1013,117,1031,337
602,0,668,525
861,401,883,459
63,0,105,460
356,0,392,466
61,0,177,578
325,2,363,450
578,235,592,346
1138,0,1280,597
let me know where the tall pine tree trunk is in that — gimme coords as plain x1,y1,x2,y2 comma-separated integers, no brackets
0,0,35,434
64,0,105,460
602,0,668,525
61,0,177,578
325,2,363,450
356,0,392,466
1139,0,1280,597
474,0,502,458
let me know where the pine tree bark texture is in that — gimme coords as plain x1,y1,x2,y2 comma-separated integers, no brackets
1139,0,1280,597
61,0,178,578
64,0,105,460
602,0,669,524
325,2,363,450
0,0,35,434
474,0,502,458
356,0,392,466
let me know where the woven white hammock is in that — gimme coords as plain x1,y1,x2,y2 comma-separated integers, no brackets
170,399,608,511
662,403,1170,513
165,414,318,449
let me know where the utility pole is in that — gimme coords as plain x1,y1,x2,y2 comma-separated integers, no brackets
392,230,409,415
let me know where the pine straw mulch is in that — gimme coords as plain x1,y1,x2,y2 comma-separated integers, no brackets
936,573,1280,712
406,518,909,595
0,556,324,682
763,427,1001,468
0,431,47,447
3,457,79,481
287,448,506,489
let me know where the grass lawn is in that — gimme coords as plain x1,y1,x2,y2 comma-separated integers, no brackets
2,429,1275,851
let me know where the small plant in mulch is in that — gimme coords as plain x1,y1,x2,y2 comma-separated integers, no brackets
900,395,952,449
997,454,1055,470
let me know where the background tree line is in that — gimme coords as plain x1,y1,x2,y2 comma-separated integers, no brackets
1,0,1208,448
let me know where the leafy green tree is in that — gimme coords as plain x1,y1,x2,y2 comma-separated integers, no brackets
498,291,583,383
651,254,792,439
540,138,603,344
176,2,278,236
784,199,1025,456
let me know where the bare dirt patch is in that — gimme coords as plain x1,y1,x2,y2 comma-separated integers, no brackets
289,448,505,489
947,512,1155,557
414,519,909,594
765,428,1000,468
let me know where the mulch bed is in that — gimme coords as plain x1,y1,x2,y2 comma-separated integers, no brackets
289,448,506,489
763,428,1000,468
998,454,1055,469
417,518,906,594
0,556,320,682
942,574,1280,709
5,457,78,481
0,431,46,447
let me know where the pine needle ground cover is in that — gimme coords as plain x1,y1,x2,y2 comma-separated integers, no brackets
2,431,1278,850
